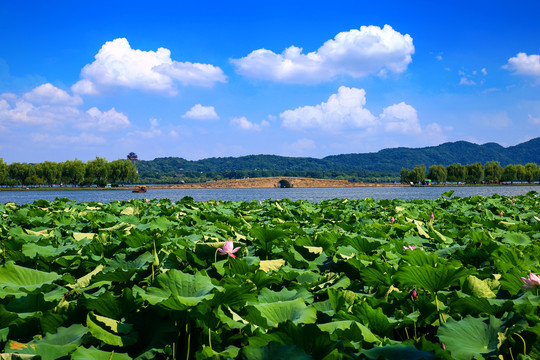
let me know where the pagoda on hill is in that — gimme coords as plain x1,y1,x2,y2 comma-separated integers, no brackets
127,152,138,163
128,151,139,162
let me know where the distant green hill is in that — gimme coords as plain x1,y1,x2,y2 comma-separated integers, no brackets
324,137,540,173
136,137,540,182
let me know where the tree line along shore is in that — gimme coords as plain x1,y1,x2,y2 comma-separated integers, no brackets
0,158,539,189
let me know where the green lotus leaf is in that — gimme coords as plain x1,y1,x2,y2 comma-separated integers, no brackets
252,298,317,326
318,320,379,343
437,315,503,360
72,232,95,241
450,292,498,316
401,249,438,267
346,236,385,253
0,263,61,292
211,281,257,309
141,270,220,310
501,232,531,246
87,312,137,347
0,327,9,343
257,287,313,304
4,324,88,360
242,342,311,360
71,346,132,360
197,345,240,359
79,288,140,319
462,275,497,298
360,344,438,360
67,264,104,290
349,301,396,337
21,243,75,259
395,264,469,293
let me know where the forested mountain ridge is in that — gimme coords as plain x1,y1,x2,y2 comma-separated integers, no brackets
325,138,540,173
136,138,539,176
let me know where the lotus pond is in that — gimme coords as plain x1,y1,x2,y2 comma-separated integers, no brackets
0,191,539,359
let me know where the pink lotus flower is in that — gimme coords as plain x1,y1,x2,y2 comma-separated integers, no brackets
391,217,395,223
403,245,424,251
521,273,540,289
500,211,503,216
410,289,418,301
218,240,241,258
431,213,434,219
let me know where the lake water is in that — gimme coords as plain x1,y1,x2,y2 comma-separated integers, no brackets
0,185,538,204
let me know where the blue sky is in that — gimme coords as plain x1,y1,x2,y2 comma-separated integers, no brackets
1,0,539,163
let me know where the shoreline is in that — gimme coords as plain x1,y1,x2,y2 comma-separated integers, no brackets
0,176,537,191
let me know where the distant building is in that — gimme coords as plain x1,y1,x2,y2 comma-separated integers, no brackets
127,152,138,163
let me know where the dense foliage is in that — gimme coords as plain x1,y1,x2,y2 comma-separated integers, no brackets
0,158,138,187
135,138,540,183
1,192,539,359
401,162,540,184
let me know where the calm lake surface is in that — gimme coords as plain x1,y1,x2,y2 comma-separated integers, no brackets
1,185,538,204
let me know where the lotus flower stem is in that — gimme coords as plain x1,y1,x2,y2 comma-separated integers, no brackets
208,327,212,351
514,332,526,356
404,327,410,340
435,293,446,323
186,323,191,360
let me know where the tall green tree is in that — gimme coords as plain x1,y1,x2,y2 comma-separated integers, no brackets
109,159,139,185
515,164,526,182
61,159,86,186
524,163,539,183
35,161,60,187
465,162,483,183
400,168,411,184
86,157,110,187
428,164,447,183
502,164,517,183
0,158,8,186
8,162,24,186
483,161,503,183
410,165,426,184
9,162,35,186
447,163,466,183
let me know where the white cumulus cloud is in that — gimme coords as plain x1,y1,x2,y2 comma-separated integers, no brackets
280,86,377,130
24,83,82,106
380,102,421,133
459,77,476,86
504,52,540,76
77,107,130,131
72,38,227,95
528,114,540,124
231,25,414,84
127,118,163,138
182,104,219,120
0,84,130,132
31,132,106,145
230,116,269,131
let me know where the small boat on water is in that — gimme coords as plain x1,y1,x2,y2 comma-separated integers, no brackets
132,185,147,193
